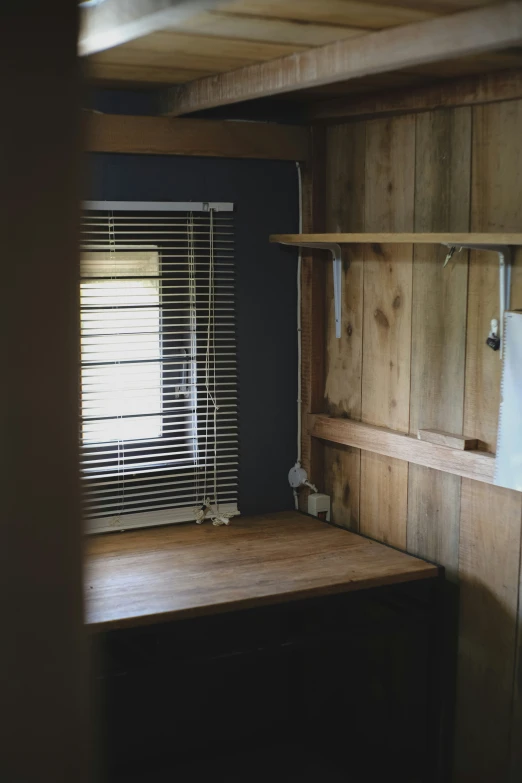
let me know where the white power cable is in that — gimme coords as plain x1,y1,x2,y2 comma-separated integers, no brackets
296,162,303,466
294,164,303,510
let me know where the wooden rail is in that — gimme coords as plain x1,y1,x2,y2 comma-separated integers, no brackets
309,415,495,485
86,113,310,162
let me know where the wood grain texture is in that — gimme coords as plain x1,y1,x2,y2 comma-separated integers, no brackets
85,511,439,630
455,481,522,782
359,115,415,551
89,28,303,83
79,0,225,56
86,112,310,161
324,443,360,531
407,108,471,587
407,465,461,581
310,415,496,484
455,98,522,783
173,9,367,46
319,94,522,780
360,452,409,547
362,116,415,432
465,100,522,450
271,232,522,245
221,0,437,29
410,109,471,436
323,123,366,529
165,3,522,114
308,68,522,122
324,124,365,419
418,429,478,451
1,4,90,781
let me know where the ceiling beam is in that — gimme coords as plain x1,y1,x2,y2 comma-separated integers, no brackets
307,68,522,122
79,0,225,57
85,112,310,161
163,1,522,116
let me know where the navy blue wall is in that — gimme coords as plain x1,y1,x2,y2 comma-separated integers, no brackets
86,152,299,515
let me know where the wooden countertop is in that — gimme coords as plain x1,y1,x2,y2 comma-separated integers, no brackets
85,511,439,631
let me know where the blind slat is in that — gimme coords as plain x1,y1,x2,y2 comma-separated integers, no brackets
81,207,238,529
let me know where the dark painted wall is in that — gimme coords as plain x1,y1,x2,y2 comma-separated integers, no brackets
86,152,299,514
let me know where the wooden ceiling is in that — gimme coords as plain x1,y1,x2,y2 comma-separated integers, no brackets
85,0,522,96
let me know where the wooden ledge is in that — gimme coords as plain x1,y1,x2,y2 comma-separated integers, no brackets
271,232,522,246
309,415,495,485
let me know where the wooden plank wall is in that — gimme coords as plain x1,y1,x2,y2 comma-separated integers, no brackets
322,99,522,782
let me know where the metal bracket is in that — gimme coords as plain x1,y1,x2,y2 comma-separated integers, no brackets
443,243,512,357
281,242,343,339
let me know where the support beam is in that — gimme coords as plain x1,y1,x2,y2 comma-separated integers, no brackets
79,0,224,56
308,68,522,123
86,112,310,161
309,415,495,486
164,1,522,116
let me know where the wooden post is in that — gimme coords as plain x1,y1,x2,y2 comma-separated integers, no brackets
299,127,326,509
0,5,90,782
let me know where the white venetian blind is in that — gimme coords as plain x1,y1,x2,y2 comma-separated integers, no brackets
80,202,238,533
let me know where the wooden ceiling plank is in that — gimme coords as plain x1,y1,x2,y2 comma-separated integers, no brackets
86,113,310,161
219,0,438,29
169,11,369,46
308,69,522,122
85,62,216,86
79,0,226,56
164,1,522,115
91,30,303,66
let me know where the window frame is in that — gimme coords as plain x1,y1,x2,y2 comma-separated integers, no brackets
80,201,238,534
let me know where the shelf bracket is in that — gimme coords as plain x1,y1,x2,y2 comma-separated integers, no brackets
443,243,512,357
280,241,343,339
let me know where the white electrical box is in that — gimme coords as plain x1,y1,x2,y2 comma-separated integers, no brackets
308,493,331,522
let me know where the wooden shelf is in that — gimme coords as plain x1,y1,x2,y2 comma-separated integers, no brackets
85,511,438,631
271,232,522,246
309,415,496,486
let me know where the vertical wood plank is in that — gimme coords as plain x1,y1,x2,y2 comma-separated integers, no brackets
455,481,522,783
360,452,409,546
323,123,365,528
361,242,413,432
300,126,326,507
407,107,471,580
464,100,522,451
360,116,415,549
0,4,90,783
324,443,360,531
456,99,522,783
325,123,365,420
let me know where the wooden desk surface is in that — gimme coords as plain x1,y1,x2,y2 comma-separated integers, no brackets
85,511,439,631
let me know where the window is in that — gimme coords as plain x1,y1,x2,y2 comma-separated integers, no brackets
81,250,162,444
81,203,238,533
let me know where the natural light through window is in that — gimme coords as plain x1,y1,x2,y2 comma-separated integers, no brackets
80,250,162,444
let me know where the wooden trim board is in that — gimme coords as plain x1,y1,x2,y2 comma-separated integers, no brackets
79,0,225,56
418,429,478,451
272,232,522,245
309,415,495,485
85,511,439,631
308,69,522,122
164,2,522,115
86,113,310,161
